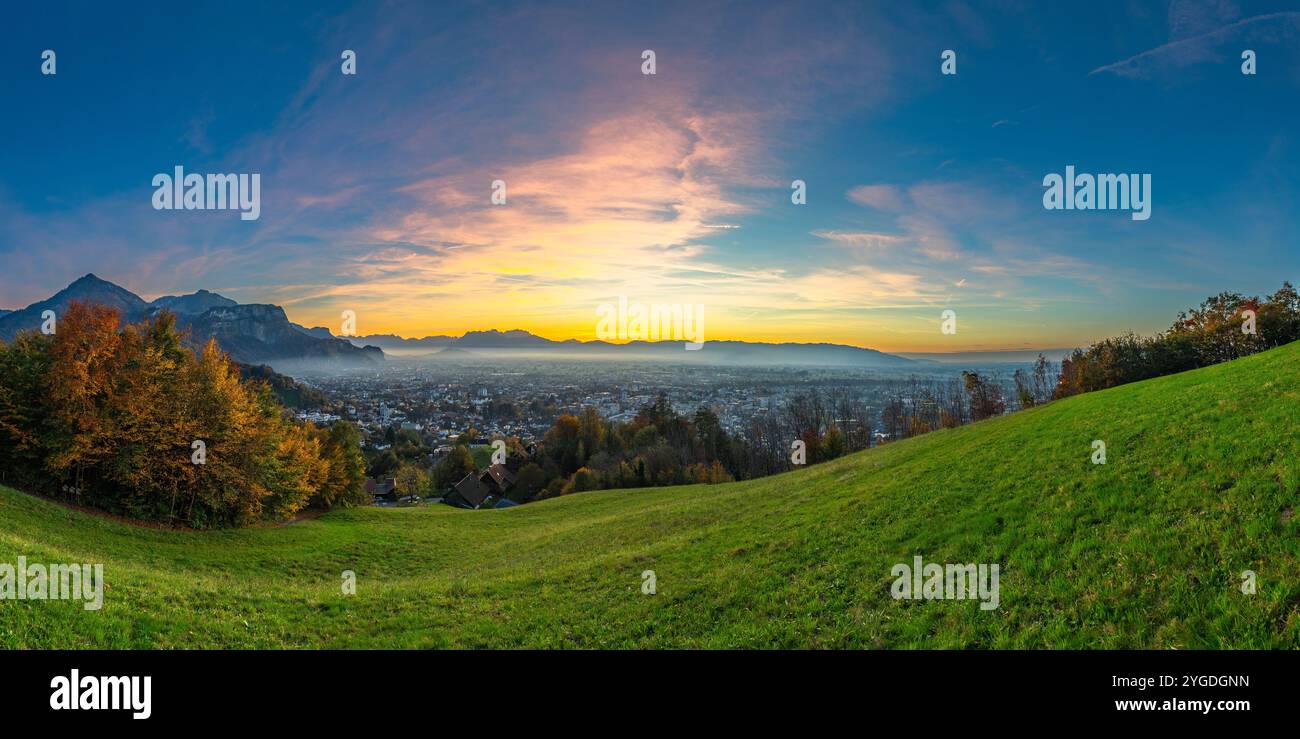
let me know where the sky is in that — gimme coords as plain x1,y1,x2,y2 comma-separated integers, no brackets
1,0,1298,352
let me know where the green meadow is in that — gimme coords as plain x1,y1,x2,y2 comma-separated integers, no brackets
2,341,1298,649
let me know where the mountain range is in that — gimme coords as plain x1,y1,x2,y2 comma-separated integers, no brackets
1,275,922,370
344,328,919,368
0,274,383,369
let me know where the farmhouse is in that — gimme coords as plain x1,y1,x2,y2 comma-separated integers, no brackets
365,477,398,503
446,463,517,509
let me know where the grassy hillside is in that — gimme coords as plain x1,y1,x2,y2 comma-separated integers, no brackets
2,342,1299,649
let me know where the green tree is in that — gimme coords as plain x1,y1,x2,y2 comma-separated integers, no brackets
0,333,53,489
514,462,546,499
820,426,846,460
434,445,477,490
367,449,400,478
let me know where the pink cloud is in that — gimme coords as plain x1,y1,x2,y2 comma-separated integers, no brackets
846,184,906,211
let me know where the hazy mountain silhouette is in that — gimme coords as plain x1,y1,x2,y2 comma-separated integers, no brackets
1,275,920,369
345,328,918,368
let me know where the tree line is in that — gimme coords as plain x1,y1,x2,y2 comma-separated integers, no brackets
522,396,738,499
522,388,886,497
866,283,1300,447
1053,283,1300,398
0,302,369,528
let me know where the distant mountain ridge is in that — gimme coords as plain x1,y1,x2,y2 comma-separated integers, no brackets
345,333,456,350
0,274,383,370
897,349,1072,365
345,327,918,368
150,289,237,316
292,325,337,340
2,276,919,369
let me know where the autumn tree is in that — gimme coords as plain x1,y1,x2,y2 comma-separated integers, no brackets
43,301,122,496
0,305,353,528
962,371,1006,421
394,462,431,502
314,421,369,508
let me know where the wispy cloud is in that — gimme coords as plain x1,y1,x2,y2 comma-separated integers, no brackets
846,184,905,211
1090,10,1300,78
812,229,907,248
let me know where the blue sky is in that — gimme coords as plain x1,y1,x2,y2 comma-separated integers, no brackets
2,0,1297,350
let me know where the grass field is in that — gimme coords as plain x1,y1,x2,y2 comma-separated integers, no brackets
2,342,1299,648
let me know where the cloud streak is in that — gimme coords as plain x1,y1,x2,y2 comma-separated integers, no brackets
1090,11,1300,78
